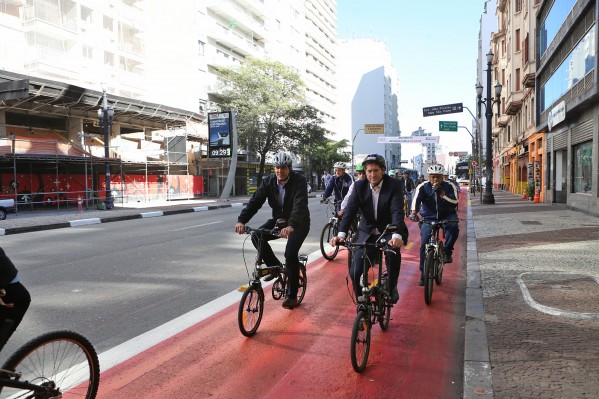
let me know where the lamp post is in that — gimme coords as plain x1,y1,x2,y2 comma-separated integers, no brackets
476,50,502,205
97,89,114,210
351,128,364,171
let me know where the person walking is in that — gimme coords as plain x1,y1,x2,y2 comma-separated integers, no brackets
235,151,310,309
330,154,409,304
409,164,459,286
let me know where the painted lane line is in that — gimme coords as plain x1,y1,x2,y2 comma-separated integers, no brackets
516,271,599,320
169,221,223,232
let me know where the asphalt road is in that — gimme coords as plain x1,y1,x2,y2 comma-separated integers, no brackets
0,197,328,361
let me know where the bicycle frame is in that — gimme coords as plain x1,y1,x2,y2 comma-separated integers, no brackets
0,372,56,395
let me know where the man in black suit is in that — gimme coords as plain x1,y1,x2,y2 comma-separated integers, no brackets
330,154,409,304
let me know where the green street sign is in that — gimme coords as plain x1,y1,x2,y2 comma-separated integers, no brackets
439,121,458,132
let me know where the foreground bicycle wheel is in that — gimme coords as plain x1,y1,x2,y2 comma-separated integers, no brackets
378,294,391,331
350,309,371,373
424,251,435,305
297,266,307,304
320,222,339,261
1,330,100,399
435,256,444,285
238,286,264,337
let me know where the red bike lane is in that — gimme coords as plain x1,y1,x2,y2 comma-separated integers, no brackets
97,199,467,399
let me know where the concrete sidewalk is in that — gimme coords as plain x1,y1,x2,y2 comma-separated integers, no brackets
465,190,599,398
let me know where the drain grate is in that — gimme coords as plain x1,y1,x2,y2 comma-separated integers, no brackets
520,220,542,225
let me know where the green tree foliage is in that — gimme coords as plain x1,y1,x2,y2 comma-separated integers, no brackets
217,58,328,180
309,139,351,189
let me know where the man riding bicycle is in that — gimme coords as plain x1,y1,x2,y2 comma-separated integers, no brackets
409,164,460,286
330,154,409,304
0,246,31,352
402,170,415,209
234,151,310,310
322,161,353,215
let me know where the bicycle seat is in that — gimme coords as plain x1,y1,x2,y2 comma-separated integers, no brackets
299,254,308,262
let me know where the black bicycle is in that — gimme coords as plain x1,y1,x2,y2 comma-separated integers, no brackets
339,225,398,373
320,198,356,261
237,223,308,337
0,325,100,399
418,218,459,305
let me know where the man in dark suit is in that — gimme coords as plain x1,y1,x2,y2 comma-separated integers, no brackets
330,154,409,304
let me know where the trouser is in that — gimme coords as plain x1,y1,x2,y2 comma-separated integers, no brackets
418,216,460,272
349,233,401,299
0,281,31,352
251,219,309,299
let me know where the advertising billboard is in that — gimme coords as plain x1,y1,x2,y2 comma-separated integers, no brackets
208,111,232,158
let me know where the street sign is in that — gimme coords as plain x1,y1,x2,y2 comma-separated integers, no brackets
364,124,384,134
439,121,458,131
422,102,463,117
377,136,439,144
450,151,468,156
471,161,478,166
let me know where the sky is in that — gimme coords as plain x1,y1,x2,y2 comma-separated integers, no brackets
336,1,488,166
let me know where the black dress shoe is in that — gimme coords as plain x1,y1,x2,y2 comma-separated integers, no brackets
282,297,298,309
417,276,424,286
391,287,399,304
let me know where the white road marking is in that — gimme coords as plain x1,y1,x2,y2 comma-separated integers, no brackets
517,271,599,320
169,221,223,231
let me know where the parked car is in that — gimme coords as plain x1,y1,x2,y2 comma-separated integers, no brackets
0,198,16,220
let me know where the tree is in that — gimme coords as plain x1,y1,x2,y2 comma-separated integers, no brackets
309,139,351,189
217,58,325,180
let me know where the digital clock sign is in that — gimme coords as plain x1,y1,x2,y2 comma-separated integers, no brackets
208,111,233,158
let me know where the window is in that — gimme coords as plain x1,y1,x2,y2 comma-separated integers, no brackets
516,68,520,90
515,0,522,13
81,6,92,23
515,29,520,51
198,40,205,56
573,141,592,193
103,16,113,31
82,45,92,59
502,39,506,56
104,51,114,66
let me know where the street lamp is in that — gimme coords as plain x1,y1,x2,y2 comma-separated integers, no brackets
476,50,502,204
351,128,364,171
97,89,114,210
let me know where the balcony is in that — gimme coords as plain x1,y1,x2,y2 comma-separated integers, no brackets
206,18,265,57
504,90,524,115
522,72,535,88
206,0,267,40
23,3,77,34
497,114,509,128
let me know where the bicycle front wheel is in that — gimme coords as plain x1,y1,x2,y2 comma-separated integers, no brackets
238,286,264,337
350,309,371,373
424,251,435,305
1,330,100,399
320,222,339,261
378,293,391,331
435,256,444,285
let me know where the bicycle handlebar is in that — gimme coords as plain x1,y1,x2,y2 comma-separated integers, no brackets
243,225,282,237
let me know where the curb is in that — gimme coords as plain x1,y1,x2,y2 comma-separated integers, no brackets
463,194,493,398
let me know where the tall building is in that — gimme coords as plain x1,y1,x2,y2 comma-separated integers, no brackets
411,127,436,163
337,38,400,169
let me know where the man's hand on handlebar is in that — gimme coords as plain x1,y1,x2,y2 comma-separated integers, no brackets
388,237,404,249
279,226,294,239
408,212,419,222
330,236,345,247
234,222,245,234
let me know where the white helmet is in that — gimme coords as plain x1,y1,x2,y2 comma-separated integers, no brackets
427,164,444,175
273,151,293,166
333,161,347,169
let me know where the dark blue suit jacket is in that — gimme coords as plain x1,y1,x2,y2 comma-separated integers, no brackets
339,175,409,244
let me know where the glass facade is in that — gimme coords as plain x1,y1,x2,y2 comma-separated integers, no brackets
539,0,577,56
573,141,592,193
539,24,596,112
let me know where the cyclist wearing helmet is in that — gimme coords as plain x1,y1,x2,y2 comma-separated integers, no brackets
388,169,398,178
409,164,459,286
235,151,310,309
322,161,353,214
330,154,409,305
340,163,365,213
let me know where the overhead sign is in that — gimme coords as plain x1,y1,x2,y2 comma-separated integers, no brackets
450,151,468,156
364,124,385,134
208,111,233,158
423,102,463,117
377,136,439,144
439,121,458,131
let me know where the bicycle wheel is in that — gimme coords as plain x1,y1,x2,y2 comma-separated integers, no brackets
320,222,339,261
0,330,100,399
238,286,264,337
378,293,391,331
423,251,435,305
435,255,444,285
296,266,307,305
350,309,371,373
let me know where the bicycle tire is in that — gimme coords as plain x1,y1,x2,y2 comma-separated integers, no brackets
320,222,339,261
424,251,435,305
378,293,391,331
238,286,264,337
296,266,307,305
350,309,371,373
0,330,100,399
435,255,444,285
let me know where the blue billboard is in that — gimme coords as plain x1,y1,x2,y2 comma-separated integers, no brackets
208,111,232,158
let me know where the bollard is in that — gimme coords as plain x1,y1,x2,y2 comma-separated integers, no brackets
77,196,83,213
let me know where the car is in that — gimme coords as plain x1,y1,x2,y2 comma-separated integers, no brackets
0,198,16,220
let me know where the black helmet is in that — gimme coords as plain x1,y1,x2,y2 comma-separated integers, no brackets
362,153,386,169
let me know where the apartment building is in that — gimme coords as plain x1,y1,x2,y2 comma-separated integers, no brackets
337,38,401,169
0,0,339,203
537,0,598,214
491,0,541,198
